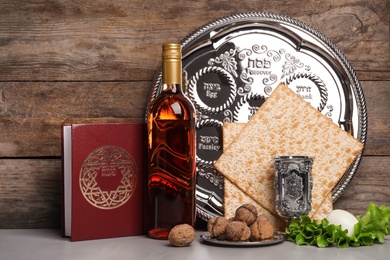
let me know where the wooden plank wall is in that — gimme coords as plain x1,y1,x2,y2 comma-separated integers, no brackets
0,0,389,228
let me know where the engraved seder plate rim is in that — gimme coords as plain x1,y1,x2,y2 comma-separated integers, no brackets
146,12,368,222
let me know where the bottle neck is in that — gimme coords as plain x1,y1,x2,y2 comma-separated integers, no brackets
161,62,182,93
161,43,182,93
161,83,182,93
162,61,181,85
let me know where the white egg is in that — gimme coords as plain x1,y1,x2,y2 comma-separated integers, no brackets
327,209,358,237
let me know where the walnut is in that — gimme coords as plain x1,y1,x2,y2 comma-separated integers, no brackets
225,221,251,242
207,216,230,240
227,217,235,222
168,224,196,247
250,214,274,241
234,203,258,226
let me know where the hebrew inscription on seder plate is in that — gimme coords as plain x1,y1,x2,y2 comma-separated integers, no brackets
148,13,368,221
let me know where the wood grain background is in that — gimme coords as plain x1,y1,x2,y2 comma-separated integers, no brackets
0,0,389,228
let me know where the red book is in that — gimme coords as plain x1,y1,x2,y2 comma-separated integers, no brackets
61,123,145,241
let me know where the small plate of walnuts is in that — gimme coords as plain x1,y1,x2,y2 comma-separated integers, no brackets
200,203,285,247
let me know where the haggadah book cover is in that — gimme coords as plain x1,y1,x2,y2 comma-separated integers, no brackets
61,123,145,241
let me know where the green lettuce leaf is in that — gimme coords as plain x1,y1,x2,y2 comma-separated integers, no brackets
285,203,390,248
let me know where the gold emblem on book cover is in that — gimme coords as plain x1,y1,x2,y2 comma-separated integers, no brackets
79,145,138,210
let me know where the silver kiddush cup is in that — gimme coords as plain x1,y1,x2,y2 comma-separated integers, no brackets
274,156,313,220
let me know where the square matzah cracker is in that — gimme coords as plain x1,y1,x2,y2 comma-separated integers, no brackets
214,83,364,216
223,122,334,221
223,122,286,231
311,193,333,221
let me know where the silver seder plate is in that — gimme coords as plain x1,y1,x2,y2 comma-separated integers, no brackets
147,12,368,222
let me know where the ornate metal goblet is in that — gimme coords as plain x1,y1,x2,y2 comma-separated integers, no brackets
274,156,313,221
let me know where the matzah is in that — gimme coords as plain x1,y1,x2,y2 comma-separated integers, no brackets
222,122,286,231
223,122,334,221
214,83,363,217
311,193,333,222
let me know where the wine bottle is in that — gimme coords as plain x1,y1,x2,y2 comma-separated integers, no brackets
146,43,197,239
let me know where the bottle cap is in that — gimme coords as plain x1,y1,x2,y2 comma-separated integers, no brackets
162,43,181,60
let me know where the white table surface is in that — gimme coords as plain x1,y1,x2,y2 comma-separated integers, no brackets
0,229,389,260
